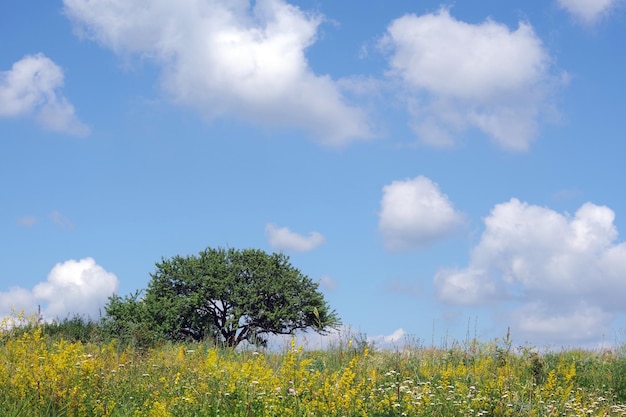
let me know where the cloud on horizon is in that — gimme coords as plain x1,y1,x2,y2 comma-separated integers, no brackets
434,198,626,346
378,176,465,251
0,258,118,321
380,9,562,151
368,328,406,346
0,54,89,136
266,223,325,252
63,0,372,146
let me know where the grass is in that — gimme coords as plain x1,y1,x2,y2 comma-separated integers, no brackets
1,318,626,416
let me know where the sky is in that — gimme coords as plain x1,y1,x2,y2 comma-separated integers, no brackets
2,0,626,349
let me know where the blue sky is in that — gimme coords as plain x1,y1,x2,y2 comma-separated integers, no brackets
2,0,626,349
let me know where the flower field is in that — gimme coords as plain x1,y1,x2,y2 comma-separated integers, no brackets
2,326,626,416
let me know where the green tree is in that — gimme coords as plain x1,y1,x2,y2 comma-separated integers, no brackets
104,247,340,348
102,290,162,348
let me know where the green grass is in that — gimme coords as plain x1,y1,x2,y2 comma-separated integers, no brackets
1,319,626,416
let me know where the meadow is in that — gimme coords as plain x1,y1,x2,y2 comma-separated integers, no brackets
2,315,626,416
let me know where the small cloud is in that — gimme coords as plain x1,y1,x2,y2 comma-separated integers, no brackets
318,275,338,291
0,258,118,321
378,176,465,251
50,211,74,229
368,328,406,346
434,267,499,305
552,188,583,202
0,287,37,317
266,223,325,252
267,324,362,350
0,54,89,136
384,279,422,296
16,216,38,227
556,0,619,25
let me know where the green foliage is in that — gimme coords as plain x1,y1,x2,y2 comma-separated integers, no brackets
611,353,626,402
41,315,101,344
104,247,340,348
101,291,162,349
3,325,626,416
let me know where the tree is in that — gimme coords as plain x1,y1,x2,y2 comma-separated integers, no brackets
102,291,162,348
105,247,340,348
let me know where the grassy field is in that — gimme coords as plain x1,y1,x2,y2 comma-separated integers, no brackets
2,318,626,416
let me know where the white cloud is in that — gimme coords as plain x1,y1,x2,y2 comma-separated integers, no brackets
0,258,118,321
50,210,75,229
268,324,362,350
318,275,338,291
0,54,89,136
378,176,465,251
557,0,618,24
0,287,37,317
434,198,626,346
266,223,325,252
62,0,371,146
513,302,612,345
15,211,75,229
368,328,406,346
434,267,498,305
16,216,38,227
552,188,583,202
380,9,559,151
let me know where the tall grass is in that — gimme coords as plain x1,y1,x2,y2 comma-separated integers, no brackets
1,320,626,416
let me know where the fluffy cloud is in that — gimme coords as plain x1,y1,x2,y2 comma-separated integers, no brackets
266,223,325,252
0,258,118,321
63,0,371,146
0,54,89,136
368,328,406,346
378,176,465,251
0,287,37,318
434,267,498,306
434,198,626,345
557,0,618,24
380,9,559,151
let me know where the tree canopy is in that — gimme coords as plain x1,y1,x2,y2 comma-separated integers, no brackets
104,247,340,347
